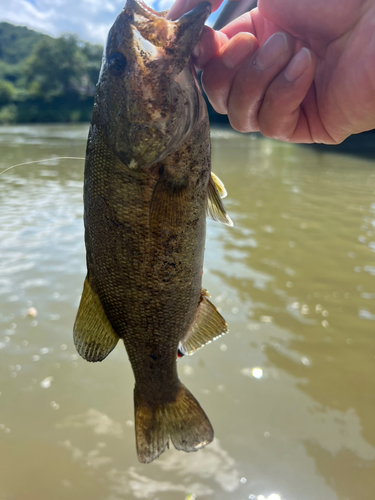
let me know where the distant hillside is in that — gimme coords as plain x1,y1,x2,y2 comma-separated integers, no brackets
0,22,103,123
0,22,49,65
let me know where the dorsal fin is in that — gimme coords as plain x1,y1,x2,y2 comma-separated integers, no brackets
73,278,120,362
179,290,228,356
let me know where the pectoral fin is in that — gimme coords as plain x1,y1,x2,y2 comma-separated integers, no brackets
150,168,189,228
206,174,233,226
73,278,119,362
179,290,228,356
211,172,227,198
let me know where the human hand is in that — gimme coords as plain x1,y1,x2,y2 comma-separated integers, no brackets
168,0,375,144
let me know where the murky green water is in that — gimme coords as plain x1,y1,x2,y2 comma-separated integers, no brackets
0,124,374,500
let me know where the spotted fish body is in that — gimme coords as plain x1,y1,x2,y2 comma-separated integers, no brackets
74,0,232,463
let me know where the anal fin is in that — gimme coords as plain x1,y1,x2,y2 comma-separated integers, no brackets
73,278,119,362
207,173,233,226
179,290,228,356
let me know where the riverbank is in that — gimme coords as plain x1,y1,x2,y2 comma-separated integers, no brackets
0,94,95,124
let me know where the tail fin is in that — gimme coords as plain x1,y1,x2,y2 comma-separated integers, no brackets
134,383,213,464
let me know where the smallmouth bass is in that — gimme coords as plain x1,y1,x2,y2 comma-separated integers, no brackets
74,0,232,464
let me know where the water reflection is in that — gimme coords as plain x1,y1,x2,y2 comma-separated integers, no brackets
1,125,375,499
57,409,124,438
107,439,238,498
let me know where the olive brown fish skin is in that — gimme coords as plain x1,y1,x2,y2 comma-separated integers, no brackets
73,0,231,464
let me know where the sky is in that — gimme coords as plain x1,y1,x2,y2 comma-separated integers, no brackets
0,0,221,44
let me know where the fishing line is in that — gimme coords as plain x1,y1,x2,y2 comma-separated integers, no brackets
0,157,85,176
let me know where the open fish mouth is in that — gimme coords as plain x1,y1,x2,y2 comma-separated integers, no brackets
99,0,212,169
134,0,167,17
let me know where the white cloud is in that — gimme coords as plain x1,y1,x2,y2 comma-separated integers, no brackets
1,0,56,35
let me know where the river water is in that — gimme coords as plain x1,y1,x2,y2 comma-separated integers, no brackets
0,124,374,500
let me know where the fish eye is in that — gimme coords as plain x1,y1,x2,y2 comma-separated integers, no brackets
108,52,127,77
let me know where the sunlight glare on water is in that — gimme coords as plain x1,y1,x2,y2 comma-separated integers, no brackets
0,124,375,500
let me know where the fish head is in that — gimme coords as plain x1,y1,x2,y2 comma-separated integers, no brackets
95,0,211,169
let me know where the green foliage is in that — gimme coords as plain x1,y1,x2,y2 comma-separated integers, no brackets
0,79,15,105
16,94,94,123
0,60,24,86
0,103,17,123
26,34,86,97
81,42,103,87
0,22,48,65
0,23,103,122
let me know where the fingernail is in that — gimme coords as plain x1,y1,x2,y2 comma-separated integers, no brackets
221,34,255,69
254,32,288,71
284,47,312,81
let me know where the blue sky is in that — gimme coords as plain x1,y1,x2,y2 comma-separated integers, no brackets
0,0,221,44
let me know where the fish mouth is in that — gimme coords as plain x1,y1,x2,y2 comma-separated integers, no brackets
127,0,210,22
133,0,167,18
101,0,211,168
124,0,211,49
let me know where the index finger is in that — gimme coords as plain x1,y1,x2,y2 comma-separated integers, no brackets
167,0,225,21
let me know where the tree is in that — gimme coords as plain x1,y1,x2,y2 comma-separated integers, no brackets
81,41,103,90
26,35,85,97
0,22,47,65
0,79,15,105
